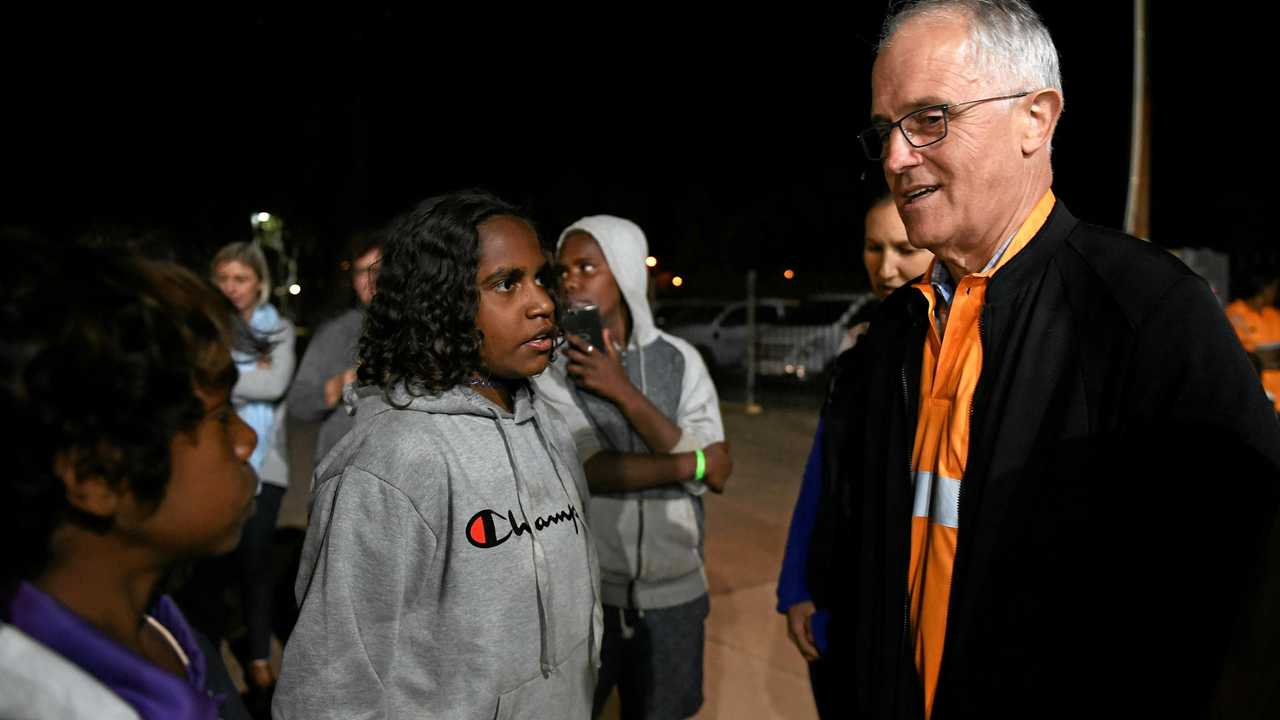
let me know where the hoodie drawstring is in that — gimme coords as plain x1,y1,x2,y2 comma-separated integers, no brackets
491,411,556,678
638,342,648,396
532,414,604,669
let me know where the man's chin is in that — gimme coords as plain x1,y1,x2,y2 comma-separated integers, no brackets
903,226,946,254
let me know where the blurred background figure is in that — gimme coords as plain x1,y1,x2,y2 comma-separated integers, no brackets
836,188,934,355
287,229,382,467
194,241,297,715
1226,249,1280,412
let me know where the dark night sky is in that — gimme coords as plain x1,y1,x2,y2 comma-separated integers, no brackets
4,5,1263,320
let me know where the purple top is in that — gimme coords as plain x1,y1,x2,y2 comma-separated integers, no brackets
4,581,221,720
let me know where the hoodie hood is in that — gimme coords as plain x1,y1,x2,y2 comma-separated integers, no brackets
558,215,658,349
347,380,538,424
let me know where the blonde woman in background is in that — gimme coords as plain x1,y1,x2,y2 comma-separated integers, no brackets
211,241,296,707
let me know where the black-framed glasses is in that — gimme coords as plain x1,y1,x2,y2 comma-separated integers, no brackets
857,92,1030,161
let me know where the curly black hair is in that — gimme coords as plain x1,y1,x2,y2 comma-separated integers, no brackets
358,191,554,396
1,238,242,593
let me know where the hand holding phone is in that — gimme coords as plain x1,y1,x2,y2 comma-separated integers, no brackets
562,304,605,351
564,324,633,404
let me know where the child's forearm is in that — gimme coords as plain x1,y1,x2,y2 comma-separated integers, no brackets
584,450,696,493
614,384,683,453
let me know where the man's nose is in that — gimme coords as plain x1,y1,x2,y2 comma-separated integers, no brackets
883,127,922,176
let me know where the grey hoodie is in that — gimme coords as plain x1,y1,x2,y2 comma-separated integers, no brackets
534,216,725,610
273,382,601,720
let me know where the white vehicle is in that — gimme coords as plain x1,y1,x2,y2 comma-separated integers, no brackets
756,293,877,381
653,298,723,332
664,298,796,370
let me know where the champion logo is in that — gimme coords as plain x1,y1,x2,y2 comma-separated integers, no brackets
465,504,581,549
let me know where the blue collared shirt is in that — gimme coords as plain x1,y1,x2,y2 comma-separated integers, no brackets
927,231,1018,339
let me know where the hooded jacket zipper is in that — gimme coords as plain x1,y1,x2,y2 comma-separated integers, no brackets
630,499,645,611
627,343,649,614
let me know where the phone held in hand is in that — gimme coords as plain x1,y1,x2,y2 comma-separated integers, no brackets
562,304,605,351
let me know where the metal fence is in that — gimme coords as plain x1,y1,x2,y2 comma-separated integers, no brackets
660,271,875,410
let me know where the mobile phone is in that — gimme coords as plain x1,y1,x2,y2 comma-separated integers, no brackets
562,304,605,350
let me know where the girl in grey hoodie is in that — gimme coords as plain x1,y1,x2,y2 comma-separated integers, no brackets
274,193,601,720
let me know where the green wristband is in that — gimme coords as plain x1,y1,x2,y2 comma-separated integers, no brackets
694,448,706,482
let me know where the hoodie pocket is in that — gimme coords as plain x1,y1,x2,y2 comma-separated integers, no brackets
639,495,702,581
588,496,639,578
492,637,593,720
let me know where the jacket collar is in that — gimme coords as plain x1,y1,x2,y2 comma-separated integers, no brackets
984,200,1080,304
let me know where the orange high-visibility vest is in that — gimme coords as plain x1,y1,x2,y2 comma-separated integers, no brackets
909,191,1056,717
1225,298,1280,412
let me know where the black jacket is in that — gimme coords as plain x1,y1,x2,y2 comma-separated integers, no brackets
811,202,1280,719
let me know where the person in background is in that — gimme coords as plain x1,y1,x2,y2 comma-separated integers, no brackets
210,242,296,705
777,188,931,718
287,229,383,467
534,215,732,720
1226,252,1280,411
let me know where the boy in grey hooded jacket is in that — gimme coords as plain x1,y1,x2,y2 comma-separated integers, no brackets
274,193,601,720
534,215,732,719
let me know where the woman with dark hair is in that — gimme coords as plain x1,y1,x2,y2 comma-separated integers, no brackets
274,192,600,720
0,246,259,719
209,241,296,698
775,190,932,718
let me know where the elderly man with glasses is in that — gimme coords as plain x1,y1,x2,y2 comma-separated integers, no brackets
810,2,1280,718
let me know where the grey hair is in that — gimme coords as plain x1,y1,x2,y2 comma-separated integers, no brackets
880,0,1062,96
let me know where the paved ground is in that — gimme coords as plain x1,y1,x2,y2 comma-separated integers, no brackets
693,402,823,719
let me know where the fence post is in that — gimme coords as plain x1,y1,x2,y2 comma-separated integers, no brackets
745,269,762,415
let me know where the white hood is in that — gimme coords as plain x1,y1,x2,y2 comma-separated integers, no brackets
558,215,658,348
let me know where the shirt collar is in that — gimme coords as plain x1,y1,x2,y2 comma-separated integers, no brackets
924,189,1057,309
4,582,221,720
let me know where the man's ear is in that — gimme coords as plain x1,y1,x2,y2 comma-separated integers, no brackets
1021,87,1063,156
54,451,124,519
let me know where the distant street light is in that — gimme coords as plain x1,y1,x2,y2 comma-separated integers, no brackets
672,276,684,288
289,284,302,295
645,256,658,268
783,269,795,280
